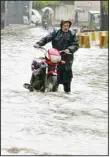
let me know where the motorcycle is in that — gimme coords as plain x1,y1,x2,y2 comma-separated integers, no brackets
23,47,68,92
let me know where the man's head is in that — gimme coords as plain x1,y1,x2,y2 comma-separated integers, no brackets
60,20,72,32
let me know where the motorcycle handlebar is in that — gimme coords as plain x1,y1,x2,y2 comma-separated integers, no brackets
34,46,71,55
59,50,72,55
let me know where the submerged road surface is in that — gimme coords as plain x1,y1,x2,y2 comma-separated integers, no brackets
1,27,108,155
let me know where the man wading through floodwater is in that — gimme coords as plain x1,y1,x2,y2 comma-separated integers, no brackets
33,20,79,93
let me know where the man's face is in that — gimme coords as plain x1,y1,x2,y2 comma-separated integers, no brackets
62,22,70,32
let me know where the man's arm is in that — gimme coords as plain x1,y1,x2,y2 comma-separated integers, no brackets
67,31,79,53
36,30,57,46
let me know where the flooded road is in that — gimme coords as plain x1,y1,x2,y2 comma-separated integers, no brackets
1,27,108,155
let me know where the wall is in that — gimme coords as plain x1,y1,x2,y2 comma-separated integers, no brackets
54,4,74,22
5,1,32,25
54,1,100,23
73,1,100,22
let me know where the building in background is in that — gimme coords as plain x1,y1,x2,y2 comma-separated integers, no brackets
54,4,74,22
53,1,100,26
73,1,100,22
1,1,32,27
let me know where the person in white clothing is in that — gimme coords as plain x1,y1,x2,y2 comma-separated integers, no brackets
23,6,30,24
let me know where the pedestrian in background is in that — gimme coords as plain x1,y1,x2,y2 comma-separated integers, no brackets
23,6,30,25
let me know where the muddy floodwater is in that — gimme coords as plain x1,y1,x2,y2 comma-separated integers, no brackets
1,27,108,155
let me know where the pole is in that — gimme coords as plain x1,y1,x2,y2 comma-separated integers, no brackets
4,1,8,27
100,0,104,31
28,1,32,24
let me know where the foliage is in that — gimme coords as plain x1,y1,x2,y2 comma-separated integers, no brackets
103,0,108,12
33,1,61,10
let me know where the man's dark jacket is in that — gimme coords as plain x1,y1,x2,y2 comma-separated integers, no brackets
36,29,79,83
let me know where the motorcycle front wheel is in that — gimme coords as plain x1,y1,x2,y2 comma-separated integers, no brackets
46,75,58,92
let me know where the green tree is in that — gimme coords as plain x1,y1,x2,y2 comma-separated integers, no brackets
103,0,108,12
33,1,61,10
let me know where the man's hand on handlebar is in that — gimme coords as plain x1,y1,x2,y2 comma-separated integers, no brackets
64,49,71,54
59,49,71,54
33,43,40,48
